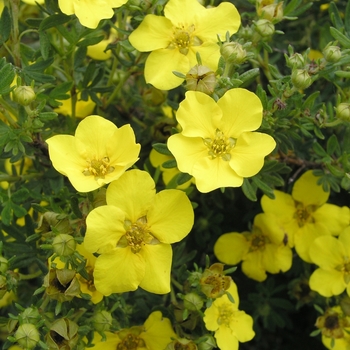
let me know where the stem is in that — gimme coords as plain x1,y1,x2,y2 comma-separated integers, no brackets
0,173,43,182
19,270,42,280
9,0,21,67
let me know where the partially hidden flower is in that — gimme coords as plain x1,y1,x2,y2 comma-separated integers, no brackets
58,0,128,29
203,282,255,350
84,169,194,295
46,115,140,192
214,213,292,282
167,89,276,193
54,92,96,118
261,170,350,262
128,0,241,90
89,311,176,350
309,227,350,298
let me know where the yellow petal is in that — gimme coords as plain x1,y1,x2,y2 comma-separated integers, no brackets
263,244,292,274
189,43,221,71
129,15,173,51
93,248,145,295
261,190,295,220
195,2,241,41
292,170,329,206
218,89,263,137
144,49,189,90
87,39,112,60
106,170,155,222
148,190,194,243
88,332,121,350
214,233,249,265
229,132,276,177
242,252,267,281
228,311,255,342
22,0,45,4
84,205,125,254
203,304,220,331
164,0,206,26
58,0,74,15
139,244,172,294
309,268,345,297
215,326,239,350
339,227,350,256
253,213,285,244
309,234,345,268
176,91,222,138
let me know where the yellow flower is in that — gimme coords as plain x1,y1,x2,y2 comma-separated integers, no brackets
261,170,350,262
90,311,176,350
309,227,350,297
214,213,292,282
22,0,45,4
58,0,128,29
54,92,96,118
203,282,255,350
167,89,276,193
84,169,194,295
46,115,140,192
128,0,241,90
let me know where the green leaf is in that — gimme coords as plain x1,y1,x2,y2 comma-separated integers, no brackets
312,142,328,157
39,30,51,61
325,163,343,177
77,34,104,47
345,1,350,36
11,203,27,218
39,13,71,31
74,46,87,69
162,159,177,169
330,27,350,49
302,91,320,109
327,134,341,156
252,176,275,198
284,0,302,16
49,81,73,100
239,68,260,86
0,6,11,45
242,178,257,201
11,188,30,202
176,172,192,186
0,59,15,95
152,143,173,156
341,175,350,190
329,2,344,31
39,112,58,121
1,201,12,226
335,70,350,78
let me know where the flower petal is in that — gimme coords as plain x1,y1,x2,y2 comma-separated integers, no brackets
148,190,194,243
229,132,276,177
253,213,285,244
229,311,255,343
139,244,172,294
189,43,221,71
164,0,206,26
58,0,74,14
93,248,145,295
339,227,350,256
215,326,239,350
242,252,267,282
292,170,329,206
84,205,125,254
195,2,241,40
106,170,155,222
214,233,249,265
218,89,263,137
144,49,190,90
263,244,292,274
203,305,220,332
88,332,121,350
129,15,173,51
261,191,296,220
309,268,345,297
176,91,222,138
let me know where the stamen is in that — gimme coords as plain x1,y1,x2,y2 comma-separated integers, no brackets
204,129,236,161
83,157,115,179
168,24,202,55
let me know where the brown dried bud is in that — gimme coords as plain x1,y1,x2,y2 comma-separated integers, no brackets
46,318,79,350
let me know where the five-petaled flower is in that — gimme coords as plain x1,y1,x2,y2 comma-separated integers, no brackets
84,169,194,295
214,213,292,282
46,115,140,193
309,227,350,297
261,170,350,262
203,282,255,350
58,0,128,29
167,89,276,193
89,311,176,350
128,0,241,90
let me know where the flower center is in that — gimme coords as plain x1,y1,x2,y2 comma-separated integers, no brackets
117,216,159,254
117,334,145,350
169,24,202,55
83,157,115,179
294,202,316,227
249,232,267,252
217,303,235,327
204,129,236,161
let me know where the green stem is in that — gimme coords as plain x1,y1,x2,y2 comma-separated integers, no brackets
171,276,183,292
323,119,344,127
0,173,43,182
8,0,21,67
19,270,42,280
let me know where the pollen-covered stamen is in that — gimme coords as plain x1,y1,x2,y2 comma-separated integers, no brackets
294,202,317,227
249,233,266,252
217,303,235,327
169,24,202,55
117,333,145,350
83,157,115,179
204,129,236,161
118,216,159,254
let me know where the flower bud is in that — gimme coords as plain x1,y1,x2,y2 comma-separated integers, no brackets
291,69,312,89
255,19,275,37
15,323,40,349
21,307,41,324
185,65,216,95
52,234,76,257
183,292,204,311
220,42,247,65
336,103,350,121
46,318,79,350
12,86,36,106
0,256,8,273
92,310,113,332
286,53,305,69
257,1,284,22
197,335,216,350
38,212,73,235
323,45,342,63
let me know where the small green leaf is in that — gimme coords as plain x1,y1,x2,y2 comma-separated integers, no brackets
176,173,192,186
242,178,257,201
1,201,12,226
0,6,11,45
39,31,51,60
152,143,173,156
327,134,341,156
39,13,71,31
330,27,350,49
162,159,177,169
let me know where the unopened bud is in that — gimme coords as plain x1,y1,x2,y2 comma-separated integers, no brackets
92,310,113,332
13,86,36,106
323,45,341,63
52,234,76,257
286,53,305,69
15,323,40,349
46,318,79,350
183,292,204,311
257,1,284,22
336,103,350,121
220,42,247,64
291,69,312,89
21,307,41,324
197,335,216,350
0,256,8,273
185,65,216,95
255,19,275,37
